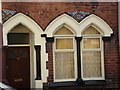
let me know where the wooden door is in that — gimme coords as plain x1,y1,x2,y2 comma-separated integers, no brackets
7,47,30,89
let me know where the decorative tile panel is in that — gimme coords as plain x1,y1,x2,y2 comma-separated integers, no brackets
2,9,17,23
67,11,90,22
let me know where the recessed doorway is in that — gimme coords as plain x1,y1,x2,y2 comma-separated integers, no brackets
6,24,35,89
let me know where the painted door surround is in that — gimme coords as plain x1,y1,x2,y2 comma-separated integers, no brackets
3,13,48,88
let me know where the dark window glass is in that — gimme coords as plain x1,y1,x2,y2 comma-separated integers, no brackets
8,33,29,44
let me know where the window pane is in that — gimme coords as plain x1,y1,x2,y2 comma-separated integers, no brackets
56,38,73,49
82,26,100,35
54,26,73,35
55,52,75,79
8,33,29,44
82,51,102,78
83,38,100,49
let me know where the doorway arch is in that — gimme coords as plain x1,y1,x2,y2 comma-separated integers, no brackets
3,13,47,88
3,13,43,45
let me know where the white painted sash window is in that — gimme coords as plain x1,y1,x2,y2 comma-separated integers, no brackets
81,26,105,80
54,26,77,81
45,14,113,82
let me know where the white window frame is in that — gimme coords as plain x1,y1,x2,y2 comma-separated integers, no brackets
45,14,113,82
53,36,77,82
81,35,105,81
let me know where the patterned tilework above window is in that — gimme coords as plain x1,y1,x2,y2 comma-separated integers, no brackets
2,9,17,23
67,11,90,22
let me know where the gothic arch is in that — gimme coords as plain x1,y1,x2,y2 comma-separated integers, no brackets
45,14,78,36
45,14,113,37
3,13,48,88
3,13,43,45
79,14,113,36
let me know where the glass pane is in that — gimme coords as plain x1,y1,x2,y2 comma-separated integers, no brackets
56,38,73,49
55,52,75,79
54,26,74,35
8,33,29,44
82,51,102,78
83,38,100,49
82,26,100,35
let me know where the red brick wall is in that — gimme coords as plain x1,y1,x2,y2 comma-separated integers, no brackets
47,42,54,82
2,2,118,30
2,2,119,89
104,37,119,88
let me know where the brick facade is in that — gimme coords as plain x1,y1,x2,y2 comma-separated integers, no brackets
2,2,118,30
2,2,119,89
